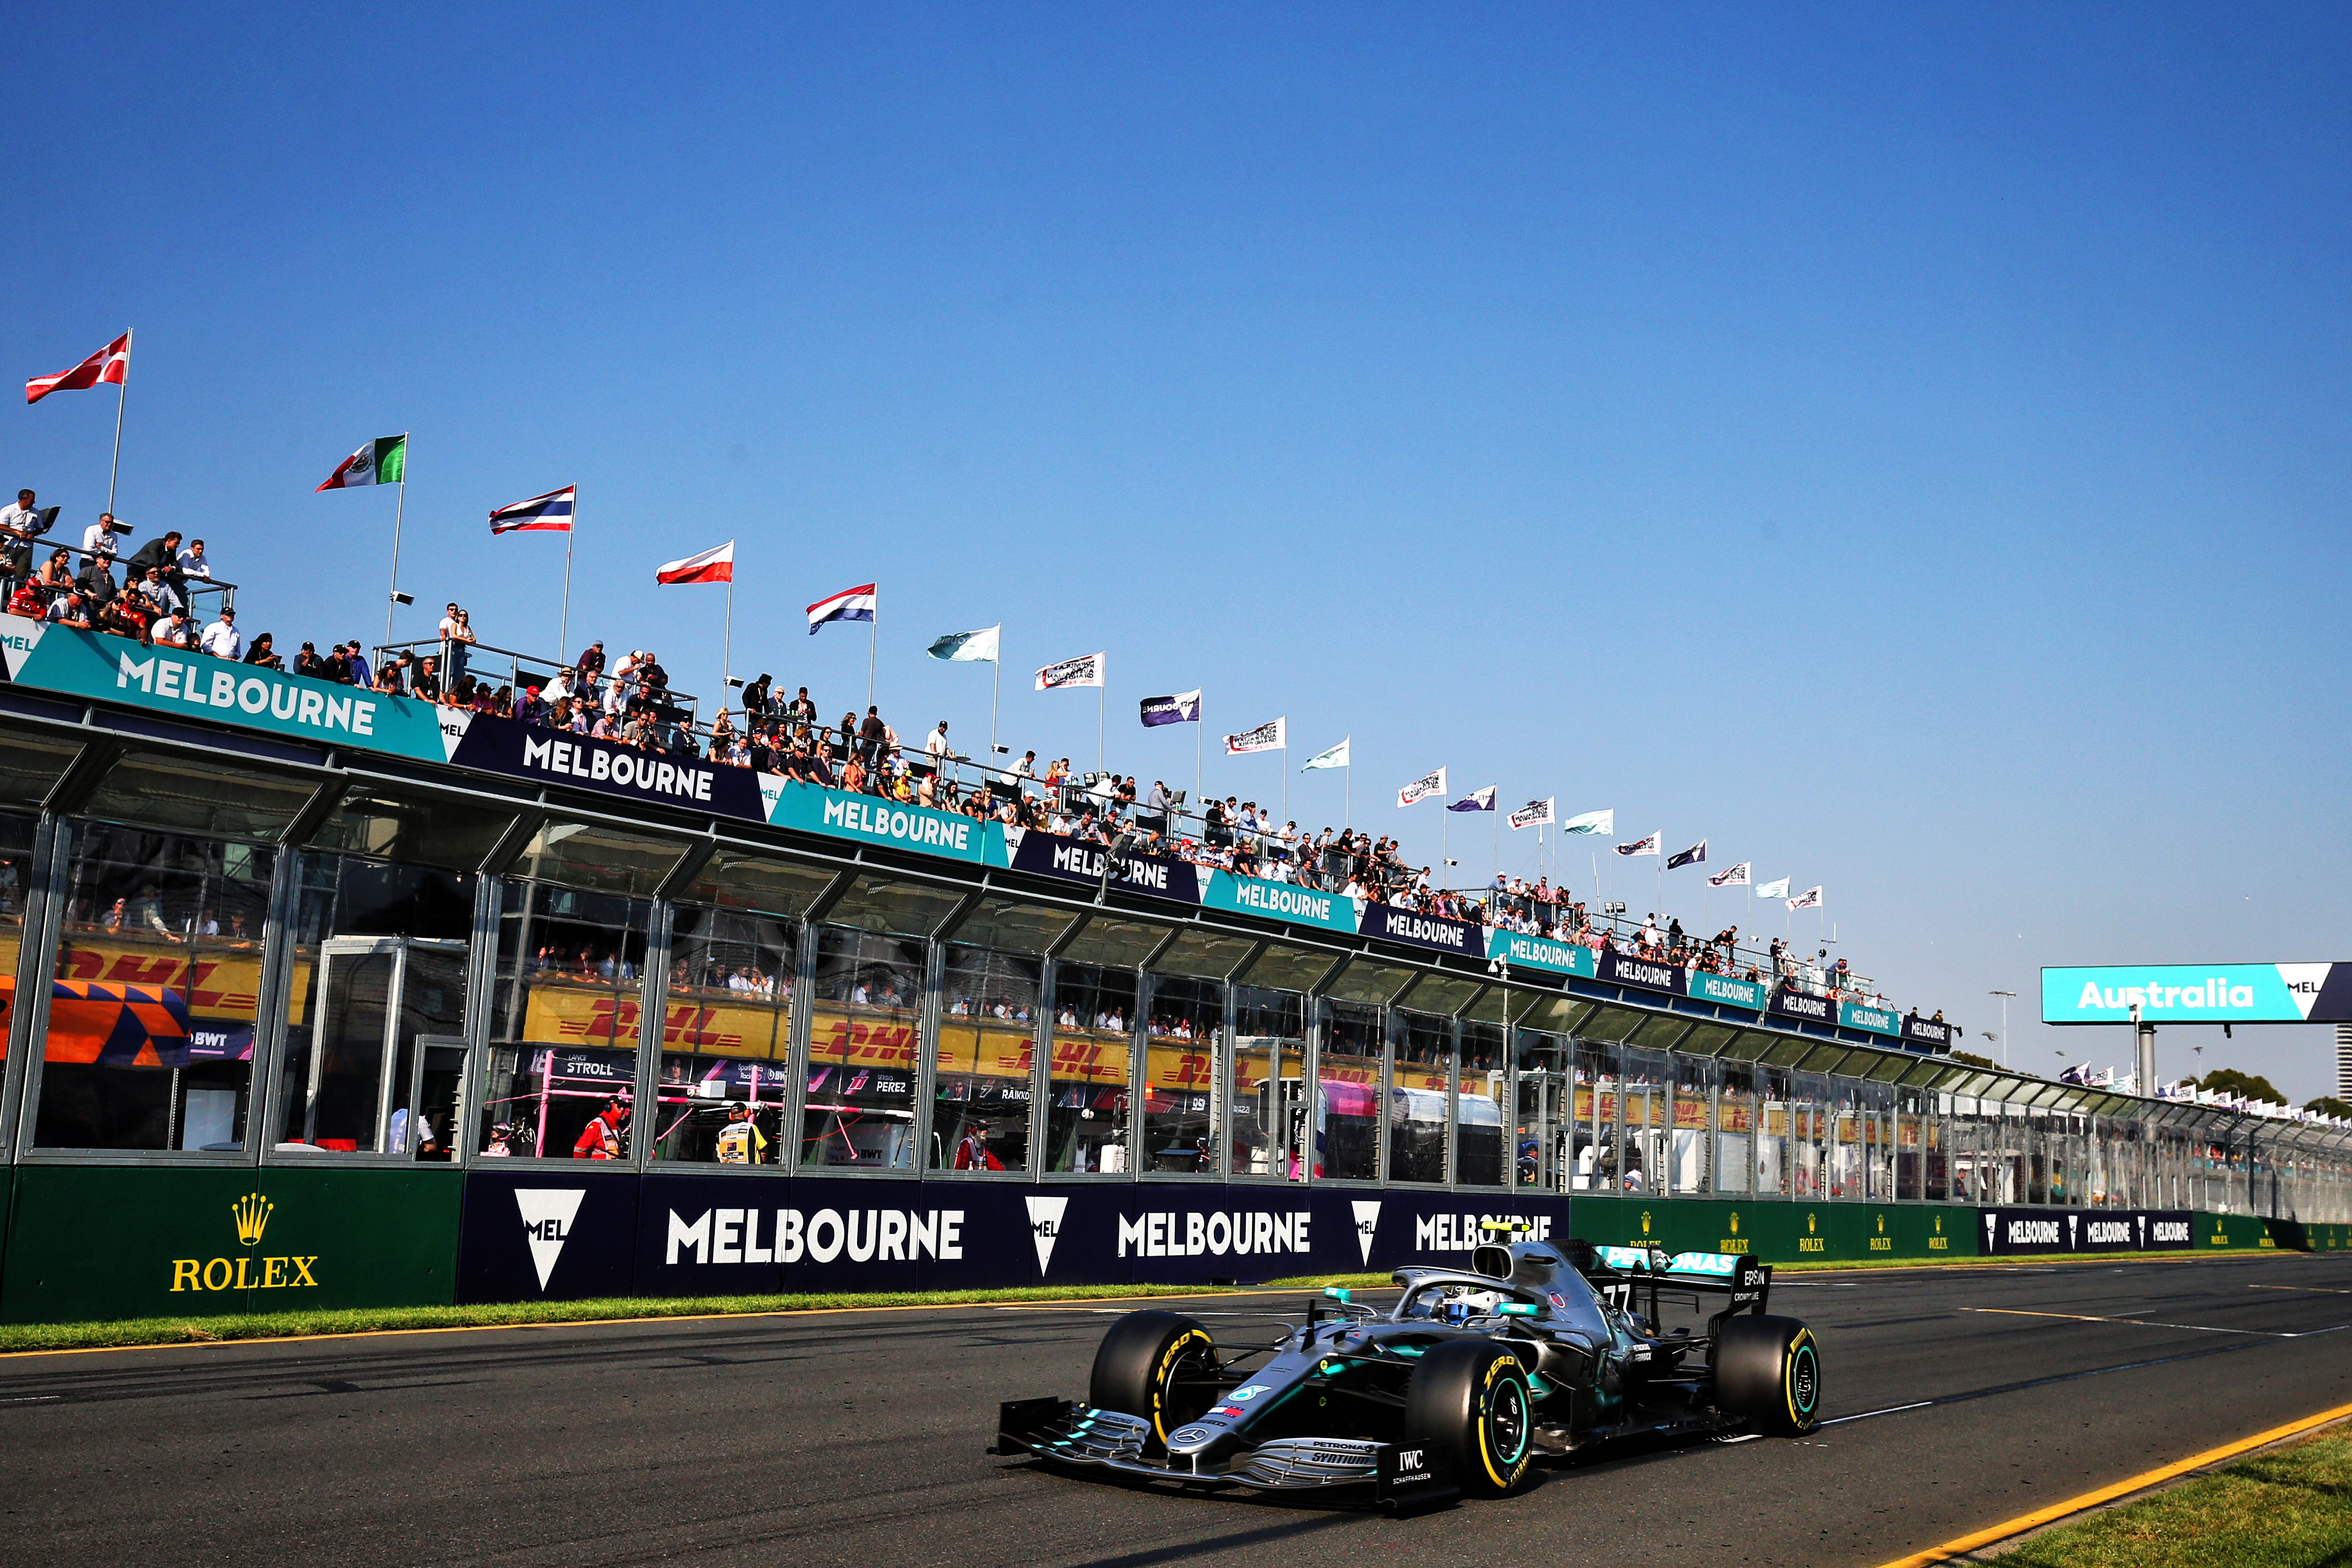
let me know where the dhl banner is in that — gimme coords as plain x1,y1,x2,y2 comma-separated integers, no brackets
807,1004,917,1070
1047,1032,1131,1087
936,1020,1032,1083
522,982,787,1056
54,936,264,1019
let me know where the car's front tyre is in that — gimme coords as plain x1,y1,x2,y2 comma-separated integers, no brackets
1088,1309,1219,1452
1404,1340,1535,1498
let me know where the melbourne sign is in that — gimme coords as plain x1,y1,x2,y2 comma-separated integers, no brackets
2041,964,2352,1025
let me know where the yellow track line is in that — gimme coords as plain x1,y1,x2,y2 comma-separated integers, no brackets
0,1287,1315,1362
1874,1399,2352,1568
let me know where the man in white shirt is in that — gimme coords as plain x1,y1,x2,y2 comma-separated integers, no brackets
149,609,195,649
0,489,38,539
925,720,950,762
177,538,213,579
81,512,122,560
199,607,243,660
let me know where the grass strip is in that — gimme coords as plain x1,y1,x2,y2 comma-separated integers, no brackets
1992,1427,2352,1567
0,1283,1278,1355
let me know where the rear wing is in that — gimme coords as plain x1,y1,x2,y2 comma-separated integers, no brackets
1590,1245,1773,1318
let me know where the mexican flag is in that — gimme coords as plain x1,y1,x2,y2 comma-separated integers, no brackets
317,435,407,490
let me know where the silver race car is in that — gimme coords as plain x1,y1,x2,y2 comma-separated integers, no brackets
993,1225,1821,1506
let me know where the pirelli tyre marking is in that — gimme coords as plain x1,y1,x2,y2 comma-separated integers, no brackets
1152,1327,1215,1446
1477,1352,1534,1490
1784,1328,1820,1431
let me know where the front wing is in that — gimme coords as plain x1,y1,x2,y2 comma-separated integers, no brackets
990,1398,1452,1506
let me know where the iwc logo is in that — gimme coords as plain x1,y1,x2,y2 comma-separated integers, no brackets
171,1192,320,1294
1798,1210,1826,1253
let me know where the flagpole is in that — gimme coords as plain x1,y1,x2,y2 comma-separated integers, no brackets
1097,682,1105,774
1193,706,1202,822
866,596,877,712
989,629,1001,758
384,433,409,649
1280,734,1288,827
721,568,735,718
1345,738,1351,830
104,328,131,519
558,487,574,664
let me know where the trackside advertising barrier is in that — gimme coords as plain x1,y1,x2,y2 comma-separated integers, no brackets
454,1171,1574,1303
1570,1196,1980,1263
0,1166,461,1323
1977,1209,2196,1255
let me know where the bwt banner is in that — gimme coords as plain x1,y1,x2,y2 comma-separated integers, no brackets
2042,964,2352,1025
1978,1208,2194,1255
453,1169,1572,1302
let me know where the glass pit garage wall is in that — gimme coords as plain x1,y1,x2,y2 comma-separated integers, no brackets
0,693,2335,1322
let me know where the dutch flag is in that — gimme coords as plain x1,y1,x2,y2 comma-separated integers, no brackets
489,485,575,534
807,582,877,635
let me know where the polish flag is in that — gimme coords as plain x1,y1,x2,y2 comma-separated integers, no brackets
656,540,734,584
27,333,130,404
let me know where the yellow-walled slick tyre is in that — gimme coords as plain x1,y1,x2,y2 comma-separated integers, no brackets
1715,1314,1822,1436
1088,1310,1219,1453
1403,1340,1536,1498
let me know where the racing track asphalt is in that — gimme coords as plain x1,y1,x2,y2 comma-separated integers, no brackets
4,1252,2352,1568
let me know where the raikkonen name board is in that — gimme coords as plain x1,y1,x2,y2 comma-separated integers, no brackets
2042,964,2352,1025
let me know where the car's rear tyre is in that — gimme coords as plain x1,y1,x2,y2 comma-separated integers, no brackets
1404,1340,1535,1498
1088,1309,1219,1450
1715,1314,1821,1436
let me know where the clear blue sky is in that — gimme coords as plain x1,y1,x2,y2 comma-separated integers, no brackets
11,5,2349,1098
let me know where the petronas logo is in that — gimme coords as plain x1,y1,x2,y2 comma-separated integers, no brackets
232,1193,274,1247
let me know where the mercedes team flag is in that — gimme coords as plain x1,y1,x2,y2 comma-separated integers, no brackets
806,582,876,632
1560,808,1614,837
1448,785,1497,813
317,435,407,490
1753,877,1790,900
1397,768,1446,808
1786,885,1823,911
1225,717,1286,755
1508,798,1555,831
1666,839,1707,870
926,626,1000,662
489,485,574,533
1708,862,1751,888
1141,690,1201,726
1616,830,1661,858
26,332,130,404
658,541,735,584
1036,651,1104,690
1301,737,1350,772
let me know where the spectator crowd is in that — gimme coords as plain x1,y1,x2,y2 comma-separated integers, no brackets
2,483,1916,1019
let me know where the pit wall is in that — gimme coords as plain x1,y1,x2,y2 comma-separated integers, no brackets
0,1167,2313,1324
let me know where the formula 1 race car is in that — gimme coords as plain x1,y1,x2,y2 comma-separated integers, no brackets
992,1225,1820,1506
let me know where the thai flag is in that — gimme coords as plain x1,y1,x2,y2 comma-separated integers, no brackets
656,540,734,584
807,582,877,635
489,485,575,534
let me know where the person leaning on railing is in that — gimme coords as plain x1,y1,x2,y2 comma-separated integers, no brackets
241,632,283,670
